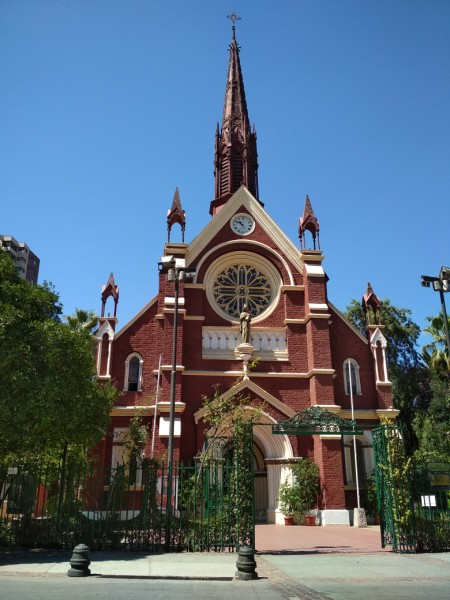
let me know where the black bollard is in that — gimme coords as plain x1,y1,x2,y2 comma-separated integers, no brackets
235,545,258,580
67,543,91,577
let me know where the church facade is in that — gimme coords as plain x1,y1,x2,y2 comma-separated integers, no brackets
95,28,396,526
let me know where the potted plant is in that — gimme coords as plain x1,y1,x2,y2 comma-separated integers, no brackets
279,459,320,525
278,480,300,525
305,508,320,526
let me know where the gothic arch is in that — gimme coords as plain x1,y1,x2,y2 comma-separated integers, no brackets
252,410,293,459
124,352,143,392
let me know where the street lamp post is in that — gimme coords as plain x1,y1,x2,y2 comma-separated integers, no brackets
158,255,195,549
421,266,450,357
348,363,360,510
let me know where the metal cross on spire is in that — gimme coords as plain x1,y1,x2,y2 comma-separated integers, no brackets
227,11,241,38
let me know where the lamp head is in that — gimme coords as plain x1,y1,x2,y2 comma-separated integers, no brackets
158,255,176,274
440,266,450,281
159,255,175,268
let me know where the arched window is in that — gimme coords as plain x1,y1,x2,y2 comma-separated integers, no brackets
343,359,361,396
124,353,143,392
99,333,109,376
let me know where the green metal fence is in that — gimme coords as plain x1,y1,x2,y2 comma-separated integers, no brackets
0,455,255,552
373,424,450,553
410,462,450,553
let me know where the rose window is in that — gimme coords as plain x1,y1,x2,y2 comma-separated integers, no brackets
212,264,272,319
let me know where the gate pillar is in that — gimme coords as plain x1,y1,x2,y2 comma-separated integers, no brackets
314,435,349,525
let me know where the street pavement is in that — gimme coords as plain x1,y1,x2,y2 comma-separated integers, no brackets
1,525,449,600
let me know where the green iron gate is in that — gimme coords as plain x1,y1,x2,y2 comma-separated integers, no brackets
372,423,416,553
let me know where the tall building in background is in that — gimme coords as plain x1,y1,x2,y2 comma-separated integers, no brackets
0,234,40,284
94,26,396,526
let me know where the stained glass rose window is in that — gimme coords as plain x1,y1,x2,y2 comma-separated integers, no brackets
212,264,272,318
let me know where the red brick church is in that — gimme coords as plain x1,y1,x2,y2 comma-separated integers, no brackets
94,26,395,525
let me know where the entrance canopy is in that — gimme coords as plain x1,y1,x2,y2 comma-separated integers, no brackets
272,406,363,436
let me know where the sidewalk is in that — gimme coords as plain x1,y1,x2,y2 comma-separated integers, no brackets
0,525,395,580
255,525,450,600
0,549,237,579
1,526,450,600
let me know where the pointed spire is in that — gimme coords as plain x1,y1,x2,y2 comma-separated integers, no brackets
167,187,186,243
362,283,382,326
211,20,259,216
101,273,119,317
299,195,320,250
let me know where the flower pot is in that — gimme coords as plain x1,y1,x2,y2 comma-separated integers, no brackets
284,515,294,526
305,514,316,526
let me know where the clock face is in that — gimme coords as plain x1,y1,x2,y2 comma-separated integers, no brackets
230,214,254,235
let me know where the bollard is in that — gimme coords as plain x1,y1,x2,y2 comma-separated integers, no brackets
235,545,258,580
353,508,367,528
67,543,91,577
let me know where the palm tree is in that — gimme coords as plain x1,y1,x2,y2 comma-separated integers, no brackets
422,313,450,374
65,308,98,335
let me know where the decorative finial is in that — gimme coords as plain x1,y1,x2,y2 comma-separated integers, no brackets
227,11,241,39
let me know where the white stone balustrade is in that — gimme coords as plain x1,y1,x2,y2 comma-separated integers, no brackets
202,328,287,360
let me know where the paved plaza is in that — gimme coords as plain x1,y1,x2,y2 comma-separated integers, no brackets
1,525,449,600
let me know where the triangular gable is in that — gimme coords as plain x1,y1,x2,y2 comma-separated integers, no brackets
194,378,295,423
186,186,304,274
370,327,387,348
96,319,115,340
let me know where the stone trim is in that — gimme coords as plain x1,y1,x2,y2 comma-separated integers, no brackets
182,368,335,378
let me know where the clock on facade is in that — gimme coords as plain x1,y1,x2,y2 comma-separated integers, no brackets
230,213,254,235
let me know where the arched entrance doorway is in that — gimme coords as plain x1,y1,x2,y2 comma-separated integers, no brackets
252,415,294,524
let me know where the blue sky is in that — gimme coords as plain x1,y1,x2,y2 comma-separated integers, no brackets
1,1,449,347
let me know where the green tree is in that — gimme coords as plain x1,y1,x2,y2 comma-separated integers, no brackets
0,251,117,465
65,308,98,335
414,312,450,461
345,298,429,454
422,313,450,374
345,299,422,374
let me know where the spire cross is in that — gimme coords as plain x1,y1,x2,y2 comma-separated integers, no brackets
227,11,241,37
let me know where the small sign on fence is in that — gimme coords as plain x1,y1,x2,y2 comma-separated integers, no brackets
430,474,450,488
427,462,450,474
421,495,436,508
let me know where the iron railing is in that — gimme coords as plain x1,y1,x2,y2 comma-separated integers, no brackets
0,457,254,552
373,424,450,553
